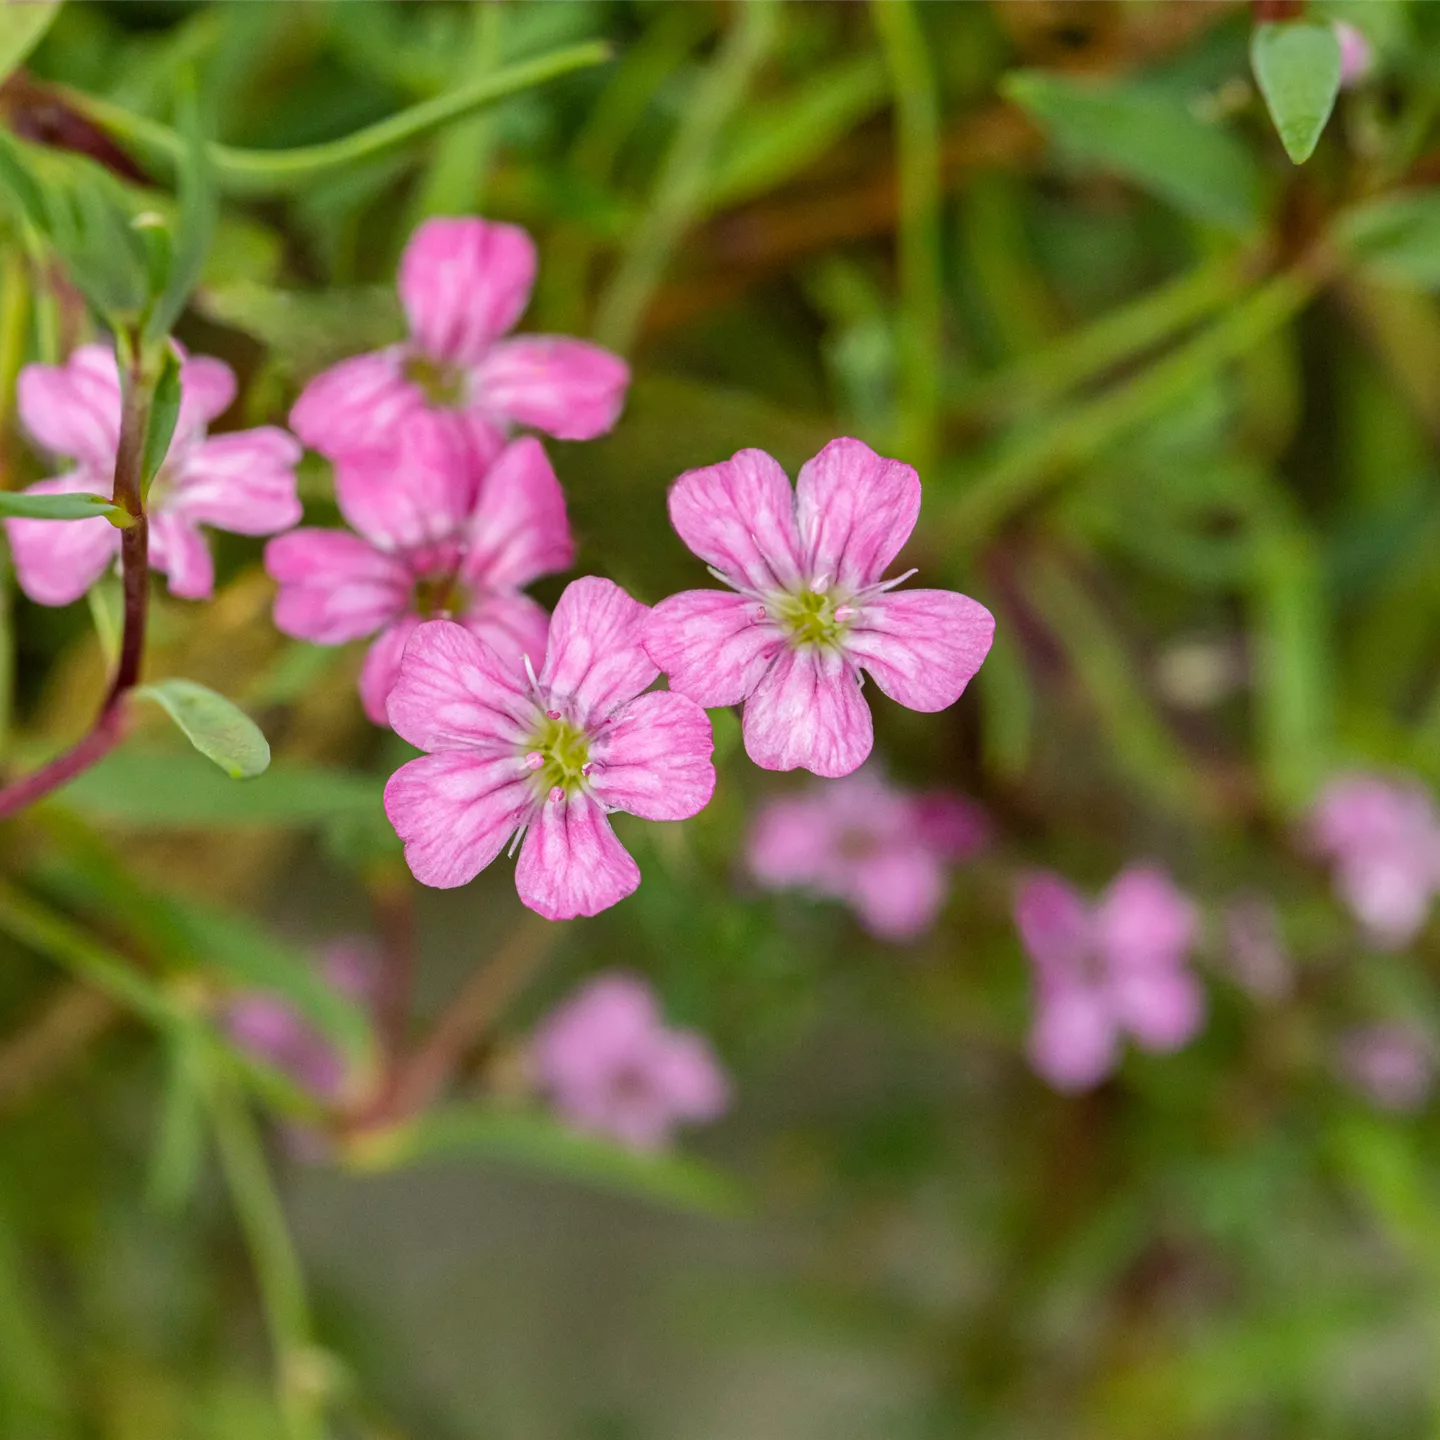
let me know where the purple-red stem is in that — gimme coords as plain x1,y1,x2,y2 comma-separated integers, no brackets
0,344,151,820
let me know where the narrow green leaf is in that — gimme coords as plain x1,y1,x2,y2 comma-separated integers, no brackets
1003,71,1262,232
136,679,271,779
148,1025,209,1212
353,1106,747,1218
0,1,60,85
138,347,182,499
1250,21,1342,165
0,489,119,520
59,748,382,827
1334,191,1440,290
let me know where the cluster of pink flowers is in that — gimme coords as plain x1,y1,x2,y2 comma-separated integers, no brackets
747,767,988,941
1309,772,1440,949
1014,866,1204,1092
528,971,729,1150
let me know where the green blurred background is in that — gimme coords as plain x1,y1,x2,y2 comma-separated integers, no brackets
5,1,1440,1435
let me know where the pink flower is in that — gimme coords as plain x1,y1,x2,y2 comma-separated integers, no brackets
1334,21,1373,87
1336,1022,1434,1112
1015,866,1204,1092
747,768,988,941
265,433,572,723
1309,772,1440,949
529,972,729,1150
224,939,377,1102
289,217,630,470
5,344,301,605
644,439,994,777
383,577,716,919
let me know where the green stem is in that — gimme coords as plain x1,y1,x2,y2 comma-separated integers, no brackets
945,264,1321,548
871,0,943,473
205,1072,327,1440
593,0,777,354
63,40,612,197
952,252,1252,421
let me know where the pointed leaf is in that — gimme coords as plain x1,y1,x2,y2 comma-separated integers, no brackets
136,679,270,779
138,347,182,499
0,2,60,84
1251,21,1342,165
0,490,121,520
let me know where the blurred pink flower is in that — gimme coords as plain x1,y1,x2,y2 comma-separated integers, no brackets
747,768,988,941
224,939,377,1102
529,972,728,1150
5,344,301,605
1016,866,1204,1092
1336,1022,1434,1112
265,432,572,723
1334,21,1373,87
644,439,994,778
290,217,629,470
384,578,715,918
1309,772,1440,949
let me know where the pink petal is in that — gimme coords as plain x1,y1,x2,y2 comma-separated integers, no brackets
515,790,641,920
538,577,656,729
333,417,476,551
845,847,948,942
666,449,804,592
177,354,237,434
649,1030,730,1121
1014,872,1093,983
165,428,302,535
844,589,994,712
531,973,662,1091
358,616,420,725
1095,866,1198,973
1336,855,1435,949
795,437,920,589
17,345,121,468
4,474,120,606
266,530,410,644
747,794,831,888
399,217,536,365
459,436,574,590
385,751,532,889
741,646,872,778
1028,989,1118,1092
911,793,990,861
471,336,629,440
588,691,715,821
461,592,551,675
149,512,214,599
644,589,782,708
385,618,536,753
1110,969,1205,1053
289,349,421,459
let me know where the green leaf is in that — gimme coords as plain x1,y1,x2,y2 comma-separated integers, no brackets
138,346,181,499
59,748,382,827
353,1106,747,1217
1003,71,1262,232
148,1025,209,1212
135,680,270,779
1250,21,1342,165
0,1,60,85
0,490,119,521
1335,191,1440,289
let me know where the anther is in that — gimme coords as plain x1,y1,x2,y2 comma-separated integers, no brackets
833,604,856,623
580,762,594,777
546,709,561,721
523,752,544,771
548,786,565,803
753,605,767,623
810,573,831,593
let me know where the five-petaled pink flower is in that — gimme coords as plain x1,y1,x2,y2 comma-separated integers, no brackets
644,439,994,778
1015,866,1204,1092
384,577,715,919
748,767,988,941
1309,771,1440,950
224,939,377,1102
529,971,729,1150
290,216,630,471
266,431,572,723
5,343,301,605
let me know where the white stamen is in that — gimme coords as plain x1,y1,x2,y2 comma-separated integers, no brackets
507,823,528,858
865,567,918,597
522,653,541,691
810,573,831,593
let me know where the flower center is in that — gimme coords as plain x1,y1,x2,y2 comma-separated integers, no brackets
772,583,856,648
403,352,467,408
412,570,469,619
523,713,591,797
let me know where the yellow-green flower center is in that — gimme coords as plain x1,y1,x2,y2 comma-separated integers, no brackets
403,353,467,408
526,714,591,796
772,586,854,648
412,572,468,619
